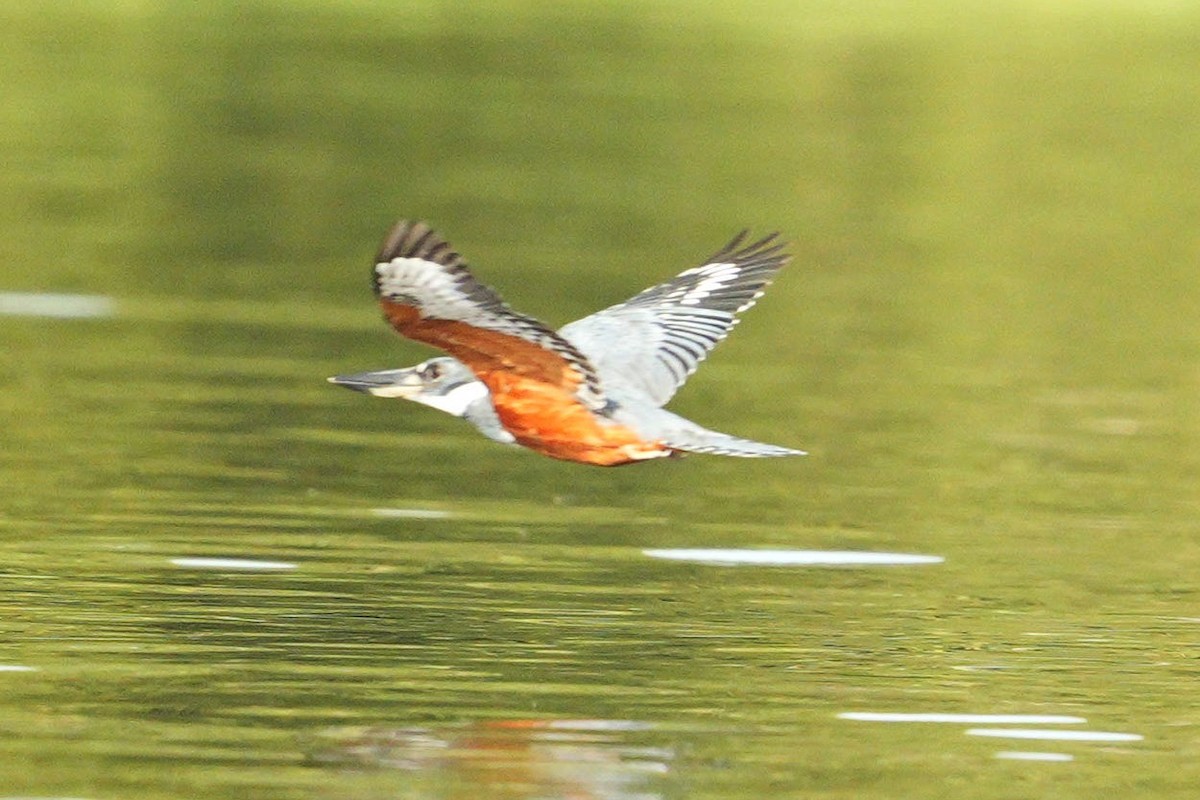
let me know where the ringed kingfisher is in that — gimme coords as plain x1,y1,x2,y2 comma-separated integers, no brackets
329,220,805,467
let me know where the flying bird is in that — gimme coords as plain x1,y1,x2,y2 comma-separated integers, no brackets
329,220,805,466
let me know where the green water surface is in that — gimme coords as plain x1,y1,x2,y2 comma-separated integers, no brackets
2,2,1199,798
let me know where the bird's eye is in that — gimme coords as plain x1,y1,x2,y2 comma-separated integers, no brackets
420,362,443,380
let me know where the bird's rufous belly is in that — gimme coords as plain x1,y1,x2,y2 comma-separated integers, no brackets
480,373,672,466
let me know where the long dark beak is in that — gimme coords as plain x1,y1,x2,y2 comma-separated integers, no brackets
327,368,423,398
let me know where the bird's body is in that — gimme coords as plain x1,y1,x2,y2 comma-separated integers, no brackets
330,221,804,466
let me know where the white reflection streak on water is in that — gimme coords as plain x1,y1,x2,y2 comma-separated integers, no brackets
966,729,1143,742
642,549,944,566
838,712,1086,724
995,751,1075,762
169,558,297,571
0,292,115,318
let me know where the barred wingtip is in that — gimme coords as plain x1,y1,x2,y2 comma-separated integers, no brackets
375,220,464,268
705,229,791,269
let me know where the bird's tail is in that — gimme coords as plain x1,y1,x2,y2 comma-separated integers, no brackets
661,429,806,458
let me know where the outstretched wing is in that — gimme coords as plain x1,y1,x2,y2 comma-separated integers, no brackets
559,230,790,407
373,220,608,412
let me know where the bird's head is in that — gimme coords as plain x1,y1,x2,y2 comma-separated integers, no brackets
327,357,487,418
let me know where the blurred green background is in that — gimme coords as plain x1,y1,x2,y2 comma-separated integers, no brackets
2,2,1199,798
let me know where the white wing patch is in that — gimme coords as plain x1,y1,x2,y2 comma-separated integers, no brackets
670,263,745,307
375,256,480,320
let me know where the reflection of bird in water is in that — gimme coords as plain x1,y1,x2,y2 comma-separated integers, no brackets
330,220,806,466
310,719,674,799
